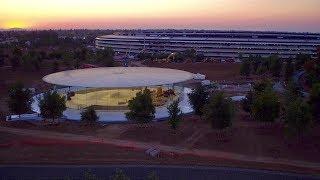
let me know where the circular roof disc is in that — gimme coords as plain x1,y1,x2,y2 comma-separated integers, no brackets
43,67,194,88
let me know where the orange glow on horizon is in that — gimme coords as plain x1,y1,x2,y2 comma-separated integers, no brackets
3,21,30,29
1,0,320,32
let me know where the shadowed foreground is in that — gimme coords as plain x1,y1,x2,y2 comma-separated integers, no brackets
0,165,319,180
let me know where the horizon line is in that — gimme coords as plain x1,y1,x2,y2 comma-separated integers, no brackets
1,28,320,34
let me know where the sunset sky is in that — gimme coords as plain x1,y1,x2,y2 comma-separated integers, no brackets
1,0,320,32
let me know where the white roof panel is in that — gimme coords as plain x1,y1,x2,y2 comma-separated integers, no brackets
43,67,194,88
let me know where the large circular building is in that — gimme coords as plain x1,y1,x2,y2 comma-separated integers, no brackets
32,67,194,122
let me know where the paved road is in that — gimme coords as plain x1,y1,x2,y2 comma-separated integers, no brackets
0,165,319,180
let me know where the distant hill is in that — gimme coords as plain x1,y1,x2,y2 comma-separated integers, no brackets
0,28,26,31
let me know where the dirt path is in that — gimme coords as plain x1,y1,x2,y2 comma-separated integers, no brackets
0,126,320,173
179,129,209,148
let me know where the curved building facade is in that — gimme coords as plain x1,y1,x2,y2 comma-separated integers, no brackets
96,30,320,59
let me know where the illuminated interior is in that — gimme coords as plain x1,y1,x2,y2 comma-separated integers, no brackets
65,87,179,110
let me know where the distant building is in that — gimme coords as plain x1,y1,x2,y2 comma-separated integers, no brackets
95,30,320,60
0,37,18,45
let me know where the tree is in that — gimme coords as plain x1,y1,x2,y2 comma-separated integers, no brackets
0,111,5,121
284,59,294,81
173,52,185,63
10,47,23,70
240,58,251,77
96,47,114,66
167,100,182,131
284,80,302,107
137,52,152,60
49,49,62,60
285,98,313,136
109,169,130,180
241,91,253,113
183,48,197,60
304,59,320,86
75,47,88,62
52,60,60,72
12,47,23,59
269,55,282,77
7,82,33,117
22,50,41,71
256,63,268,75
188,85,209,116
251,55,262,74
147,171,159,180
81,106,99,125
252,79,273,93
22,53,32,70
242,79,273,113
83,170,98,180
73,47,88,68
196,53,205,62
0,48,5,67
31,56,41,71
295,53,311,70
309,83,320,121
125,88,155,123
38,91,66,122
202,92,235,129
39,50,47,61
62,50,74,69
251,88,280,122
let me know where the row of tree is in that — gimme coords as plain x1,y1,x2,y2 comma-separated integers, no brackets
137,48,205,63
1,46,115,72
188,86,235,129
7,83,97,124
239,54,312,79
8,82,318,134
242,79,320,136
124,88,182,131
6,84,186,131
240,50,320,87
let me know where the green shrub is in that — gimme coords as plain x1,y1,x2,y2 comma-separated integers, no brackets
241,91,253,113
242,79,273,114
251,89,280,122
309,83,320,121
240,59,251,77
269,55,282,77
38,91,66,122
285,98,313,136
110,169,130,180
7,82,33,117
167,100,182,131
188,85,209,116
202,92,235,129
81,106,99,125
284,60,294,81
147,171,159,180
125,88,155,123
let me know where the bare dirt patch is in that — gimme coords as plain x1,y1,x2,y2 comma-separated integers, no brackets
146,62,243,82
0,131,319,175
119,117,200,146
1,120,105,136
3,113,320,165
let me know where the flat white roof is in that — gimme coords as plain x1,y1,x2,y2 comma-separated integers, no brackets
43,67,194,88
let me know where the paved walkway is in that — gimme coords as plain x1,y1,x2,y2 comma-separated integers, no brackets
130,61,146,67
1,126,320,173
